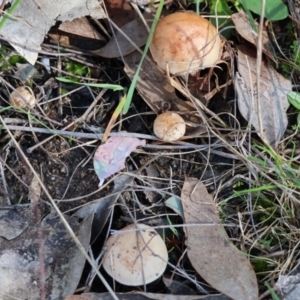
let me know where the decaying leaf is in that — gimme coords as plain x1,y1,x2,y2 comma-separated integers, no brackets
95,15,150,58
93,136,146,187
59,17,105,40
181,177,259,300
0,207,93,300
105,0,138,27
49,17,106,49
0,209,29,240
0,0,106,64
236,45,291,147
276,274,300,300
231,11,275,61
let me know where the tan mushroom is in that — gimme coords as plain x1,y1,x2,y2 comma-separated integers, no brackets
9,86,36,109
102,223,168,286
150,11,221,75
153,112,186,142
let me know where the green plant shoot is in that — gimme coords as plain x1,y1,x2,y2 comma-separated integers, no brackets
123,0,165,114
55,77,124,91
0,0,23,32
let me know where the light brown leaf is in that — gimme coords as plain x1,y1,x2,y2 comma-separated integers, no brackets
231,11,274,61
181,177,259,300
236,45,291,147
0,0,106,64
59,17,105,40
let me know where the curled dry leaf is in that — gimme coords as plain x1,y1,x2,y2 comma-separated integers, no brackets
231,11,275,61
59,17,105,40
105,0,138,27
181,177,259,300
93,136,146,187
236,45,291,148
95,16,150,58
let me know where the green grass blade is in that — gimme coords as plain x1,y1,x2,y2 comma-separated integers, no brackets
0,0,23,32
56,77,124,91
123,0,165,114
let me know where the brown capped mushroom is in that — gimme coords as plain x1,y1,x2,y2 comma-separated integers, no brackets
150,11,221,75
9,86,36,109
153,112,186,142
102,223,168,286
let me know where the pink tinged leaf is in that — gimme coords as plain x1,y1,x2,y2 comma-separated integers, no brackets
93,136,146,187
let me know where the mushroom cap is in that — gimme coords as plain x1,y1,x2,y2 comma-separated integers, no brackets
9,86,36,109
102,223,168,286
150,11,221,75
153,112,186,142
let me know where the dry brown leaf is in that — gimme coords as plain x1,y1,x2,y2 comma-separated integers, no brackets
96,16,150,58
105,0,138,27
181,177,259,300
123,50,207,136
236,45,291,147
231,11,275,61
59,17,105,40
0,210,93,300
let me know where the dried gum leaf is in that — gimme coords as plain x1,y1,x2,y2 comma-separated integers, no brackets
236,45,291,147
181,177,259,300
